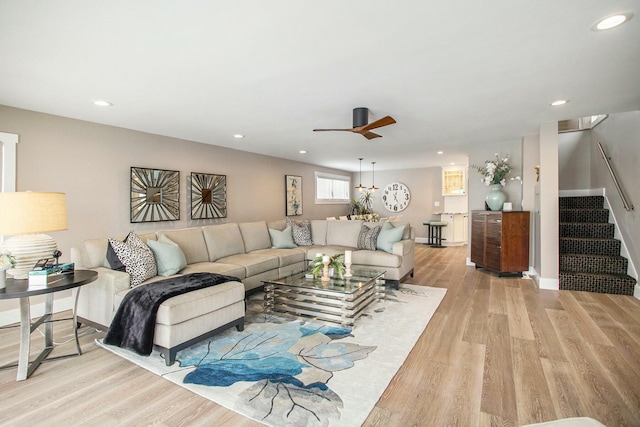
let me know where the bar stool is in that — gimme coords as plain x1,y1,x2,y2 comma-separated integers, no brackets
423,221,447,248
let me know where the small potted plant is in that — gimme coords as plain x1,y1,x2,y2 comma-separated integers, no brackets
311,253,346,279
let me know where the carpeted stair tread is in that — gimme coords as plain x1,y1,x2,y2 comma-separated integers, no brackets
559,222,615,239
560,254,628,275
559,272,636,295
559,196,605,209
559,237,621,257
559,208,609,224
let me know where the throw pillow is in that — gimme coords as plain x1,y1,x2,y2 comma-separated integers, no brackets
377,223,406,253
357,224,381,250
147,236,187,276
106,241,126,272
286,217,313,246
269,226,297,249
108,231,157,286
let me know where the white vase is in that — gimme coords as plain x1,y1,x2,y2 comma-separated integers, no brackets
0,269,6,290
486,184,507,211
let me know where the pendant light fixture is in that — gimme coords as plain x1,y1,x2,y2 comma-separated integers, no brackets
369,161,379,191
355,158,366,192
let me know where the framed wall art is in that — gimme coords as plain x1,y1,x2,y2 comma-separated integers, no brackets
130,167,180,223
285,175,302,216
191,172,227,219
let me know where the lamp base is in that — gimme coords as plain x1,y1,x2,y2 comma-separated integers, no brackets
1,234,59,280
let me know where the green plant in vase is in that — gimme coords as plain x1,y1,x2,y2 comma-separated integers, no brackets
311,253,346,279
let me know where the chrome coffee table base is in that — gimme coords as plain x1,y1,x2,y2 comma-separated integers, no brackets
263,269,385,326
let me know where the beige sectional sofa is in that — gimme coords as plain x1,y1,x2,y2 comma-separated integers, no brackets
71,218,414,363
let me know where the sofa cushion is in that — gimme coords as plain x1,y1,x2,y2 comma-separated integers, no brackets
326,220,361,247
251,248,305,267
357,224,381,250
351,249,402,268
155,280,245,326
158,228,209,265
269,226,297,249
203,223,246,261
147,235,187,276
179,262,246,279
215,253,279,277
310,220,328,245
239,221,272,252
286,218,313,246
108,231,157,287
377,222,406,253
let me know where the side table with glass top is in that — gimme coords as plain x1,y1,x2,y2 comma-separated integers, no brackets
0,270,98,381
263,268,385,326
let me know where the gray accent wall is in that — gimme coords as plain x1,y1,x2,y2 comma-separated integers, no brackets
0,105,352,261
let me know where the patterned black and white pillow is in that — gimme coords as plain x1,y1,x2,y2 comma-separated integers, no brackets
357,224,381,251
108,231,157,287
286,217,313,246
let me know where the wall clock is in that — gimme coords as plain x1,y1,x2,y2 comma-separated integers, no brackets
382,182,411,212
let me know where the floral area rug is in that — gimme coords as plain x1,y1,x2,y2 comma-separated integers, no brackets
96,283,446,426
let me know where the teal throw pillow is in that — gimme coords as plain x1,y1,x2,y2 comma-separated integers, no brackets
147,235,187,276
269,226,297,249
376,223,406,253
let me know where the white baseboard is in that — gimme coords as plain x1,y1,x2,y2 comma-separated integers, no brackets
634,284,640,300
415,237,429,244
0,296,73,327
537,277,560,290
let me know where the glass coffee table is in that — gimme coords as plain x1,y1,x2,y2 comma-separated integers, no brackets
263,269,386,326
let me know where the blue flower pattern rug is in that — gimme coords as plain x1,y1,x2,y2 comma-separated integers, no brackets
98,284,446,426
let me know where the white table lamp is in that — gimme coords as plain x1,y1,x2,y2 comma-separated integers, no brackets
0,192,68,279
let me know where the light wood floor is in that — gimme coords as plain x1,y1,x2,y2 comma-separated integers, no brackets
2,245,640,426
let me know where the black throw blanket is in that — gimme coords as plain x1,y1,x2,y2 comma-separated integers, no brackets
104,272,240,356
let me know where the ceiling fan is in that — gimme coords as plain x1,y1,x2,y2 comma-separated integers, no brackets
313,107,396,140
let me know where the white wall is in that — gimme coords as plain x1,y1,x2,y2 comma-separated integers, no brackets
538,122,560,290
359,166,443,239
558,131,591,190
590,111,640,280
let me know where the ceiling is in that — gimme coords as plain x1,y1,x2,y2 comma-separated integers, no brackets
1,1,638,172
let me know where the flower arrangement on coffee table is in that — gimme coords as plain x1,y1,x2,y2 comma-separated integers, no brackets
311,253,346,279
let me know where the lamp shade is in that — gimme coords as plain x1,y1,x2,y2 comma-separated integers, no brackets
0,192,67,279
0,192,67,236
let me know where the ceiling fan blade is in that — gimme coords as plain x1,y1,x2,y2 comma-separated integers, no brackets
360,115,396,131
361,131,382,140
313,128,354,132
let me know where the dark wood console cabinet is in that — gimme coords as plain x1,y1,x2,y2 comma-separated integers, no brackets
471,210,530,275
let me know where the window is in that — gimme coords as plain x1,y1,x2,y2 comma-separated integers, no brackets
315,172,350,204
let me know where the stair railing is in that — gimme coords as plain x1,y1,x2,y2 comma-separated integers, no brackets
598,142,635,211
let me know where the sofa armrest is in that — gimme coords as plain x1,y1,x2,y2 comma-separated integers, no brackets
392,239,414,257
75,267,131,328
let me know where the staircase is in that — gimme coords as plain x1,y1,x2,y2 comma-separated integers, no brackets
559,195,637,295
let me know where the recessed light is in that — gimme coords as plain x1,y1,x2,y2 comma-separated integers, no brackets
233,134,244,139
93,100,112,107
299,150,307,154
450,162,455,166
550,99,568,106
592,12,633,31
437,151,444,155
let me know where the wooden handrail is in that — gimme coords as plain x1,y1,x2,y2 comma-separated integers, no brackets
598,142,634,211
